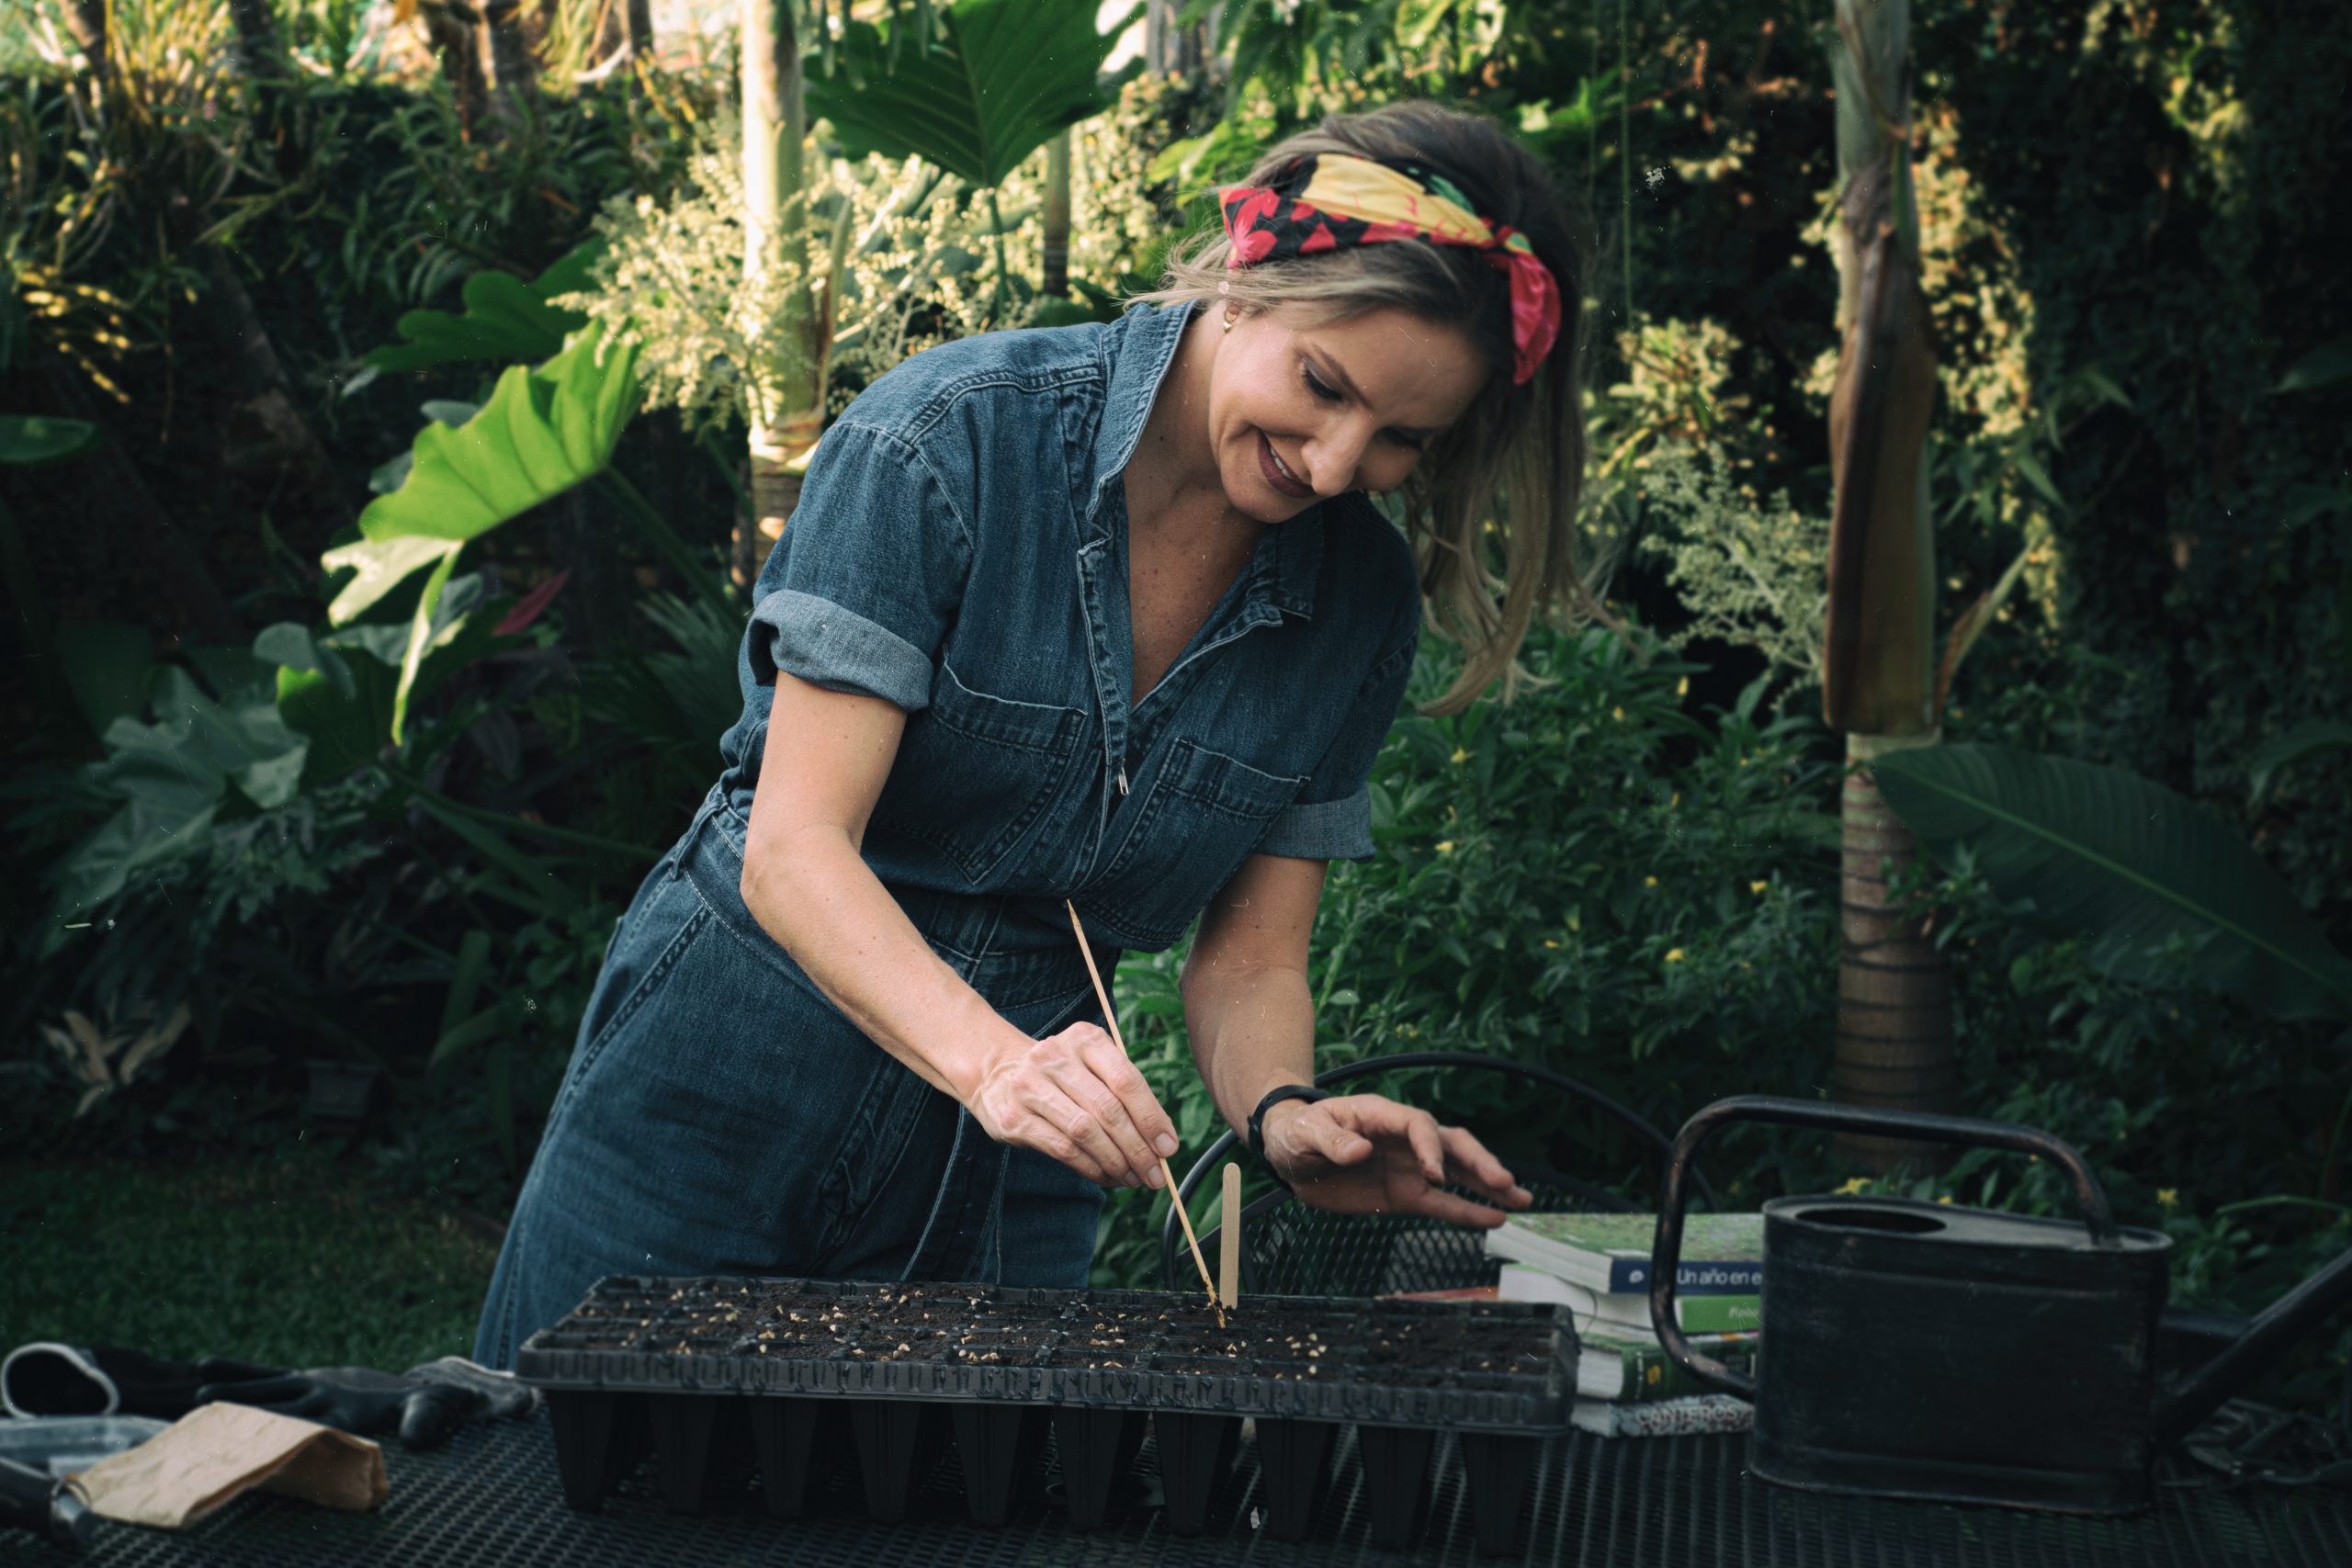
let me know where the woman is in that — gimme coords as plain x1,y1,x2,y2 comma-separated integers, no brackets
474,101,1595,1368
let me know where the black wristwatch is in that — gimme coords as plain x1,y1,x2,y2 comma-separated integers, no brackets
1248,1084,1331,1179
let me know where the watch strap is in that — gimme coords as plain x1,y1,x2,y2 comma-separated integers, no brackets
1248,1084,1332,1175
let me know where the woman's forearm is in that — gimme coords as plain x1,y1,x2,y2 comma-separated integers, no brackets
740,819,1020,1102
1179,957,1317,1138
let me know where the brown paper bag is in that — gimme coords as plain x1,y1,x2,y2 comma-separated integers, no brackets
73,1403,389,1529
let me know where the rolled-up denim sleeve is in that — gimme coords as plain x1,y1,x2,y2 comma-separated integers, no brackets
1255,608,1420,864
745,421,971,711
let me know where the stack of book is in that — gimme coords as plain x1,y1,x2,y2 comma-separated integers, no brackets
1485,1212,1763,1438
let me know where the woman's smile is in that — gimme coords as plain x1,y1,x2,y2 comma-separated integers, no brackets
1257,432,1316,500
1199,305,1488,524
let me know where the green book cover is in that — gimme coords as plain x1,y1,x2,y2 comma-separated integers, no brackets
1578,1326,1760,1403
1487,1213,1764,1296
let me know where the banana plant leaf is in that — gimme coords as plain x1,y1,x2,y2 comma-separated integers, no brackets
1873,742,2352,1021
808,0,1136,186
361,241,603,373
322,327,640,743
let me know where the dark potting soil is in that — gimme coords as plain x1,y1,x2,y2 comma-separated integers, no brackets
519,1276,1573,1554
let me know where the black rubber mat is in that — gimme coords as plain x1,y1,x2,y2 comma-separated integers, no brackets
37,1404,2352,1566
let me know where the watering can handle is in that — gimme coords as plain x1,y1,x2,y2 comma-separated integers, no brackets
1649,1095,2119,1402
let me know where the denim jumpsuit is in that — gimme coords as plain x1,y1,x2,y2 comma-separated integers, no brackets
472,302,1420,1369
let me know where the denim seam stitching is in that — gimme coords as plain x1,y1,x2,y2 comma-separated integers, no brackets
546,898,711,1133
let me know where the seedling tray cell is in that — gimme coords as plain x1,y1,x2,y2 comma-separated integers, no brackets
518,1275,1574,1551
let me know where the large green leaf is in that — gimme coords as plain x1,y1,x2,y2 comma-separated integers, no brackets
44,664,308,951
2271,333,2352,396
808,0,1133,185
361,242,603,373
55,621,154,739
1873,743,2352,1021
2247,720,2352,805
261,574,514,784
322,327,639,742
0,414,99,466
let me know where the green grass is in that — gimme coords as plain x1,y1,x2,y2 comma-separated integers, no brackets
0,1152,502,1371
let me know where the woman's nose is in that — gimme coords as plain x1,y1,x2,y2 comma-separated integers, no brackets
1305,422,1374,495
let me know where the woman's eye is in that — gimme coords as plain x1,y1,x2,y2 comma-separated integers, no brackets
1385,430,1427,453
1301,363,1341,402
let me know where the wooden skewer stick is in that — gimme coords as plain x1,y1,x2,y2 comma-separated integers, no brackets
1065,900,1223,1325
1219,1162,1242,1310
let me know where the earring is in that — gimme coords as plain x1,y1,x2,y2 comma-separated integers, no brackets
1222,305,1238,333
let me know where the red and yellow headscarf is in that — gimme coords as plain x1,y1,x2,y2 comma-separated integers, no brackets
1218,154,1562,386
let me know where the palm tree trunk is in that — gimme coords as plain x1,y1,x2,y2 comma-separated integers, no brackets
1837,734,1957,1169
425,5,493,138
226,0,283,76
1821,0,1952,1172
737,0,821,592
61,0,105,83
1042,131,1071,298
483,0,537,122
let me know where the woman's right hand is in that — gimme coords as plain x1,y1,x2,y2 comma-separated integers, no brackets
963,1022,1181,1190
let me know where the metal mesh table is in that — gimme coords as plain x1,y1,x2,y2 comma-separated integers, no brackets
49,1404,2352,1567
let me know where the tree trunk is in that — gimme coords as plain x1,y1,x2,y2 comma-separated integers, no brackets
60,0,105,70
1822,0,1953,1172
482,0,537,124
425,5,492,139
1042,132,1071,298
226,0,282,75
736,0,821,592
581,0,653,80
203,249,352,556
1835,735,1958,1171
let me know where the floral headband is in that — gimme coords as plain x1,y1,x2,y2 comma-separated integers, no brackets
1218,153,1562,385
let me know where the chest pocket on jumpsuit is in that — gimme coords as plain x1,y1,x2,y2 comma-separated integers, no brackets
871,660,1088,885
1090,738,1309,948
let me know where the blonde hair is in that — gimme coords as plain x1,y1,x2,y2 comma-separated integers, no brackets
1132,101,1603,714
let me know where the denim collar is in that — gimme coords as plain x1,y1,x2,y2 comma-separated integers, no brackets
1091,303,1322,625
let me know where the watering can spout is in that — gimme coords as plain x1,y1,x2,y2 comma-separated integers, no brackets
2155,1241,2352,1450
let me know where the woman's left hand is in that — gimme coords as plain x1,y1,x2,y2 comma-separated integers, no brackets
1260,1094,1533,1226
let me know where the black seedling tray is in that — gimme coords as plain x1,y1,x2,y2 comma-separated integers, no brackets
516,1276,1576,1553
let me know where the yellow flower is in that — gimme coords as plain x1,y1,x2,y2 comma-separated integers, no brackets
1750,880,1769,894
1644,875,1658,888
1450,747,1469,765
1937,1195,1953,1205
1435,840,1455,855
1543,939,1559,949
2158,1188,2178,1209
1611,706,1626,721
1838,1177,1869,1195
1664,948,1686,964
1676,677,1690,698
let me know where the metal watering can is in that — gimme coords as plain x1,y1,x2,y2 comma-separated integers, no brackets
1650,1096,2352,1514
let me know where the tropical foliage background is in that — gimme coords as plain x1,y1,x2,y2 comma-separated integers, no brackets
2,0,2346,1406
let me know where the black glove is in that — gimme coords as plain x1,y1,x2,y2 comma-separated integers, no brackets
1,1344,255,1421
6,1342,537,1452
190,1366,492,1450
191,1358,537,1450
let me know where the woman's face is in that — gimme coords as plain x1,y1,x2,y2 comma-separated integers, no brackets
1209,303,1489,523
